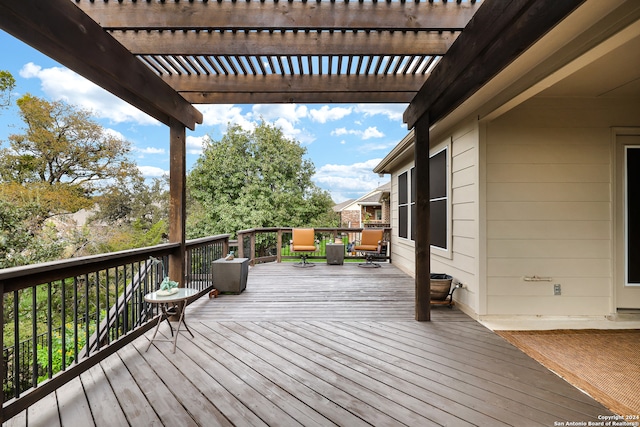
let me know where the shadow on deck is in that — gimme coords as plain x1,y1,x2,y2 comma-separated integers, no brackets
5,263,614,426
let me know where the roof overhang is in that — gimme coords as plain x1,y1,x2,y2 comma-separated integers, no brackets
376,0,640,174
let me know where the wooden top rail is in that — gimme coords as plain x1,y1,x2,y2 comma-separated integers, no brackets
0,243,180,293
185,234,230,250
0,235,231,294
236,227,390,234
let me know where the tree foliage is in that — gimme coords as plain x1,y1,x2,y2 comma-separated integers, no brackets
1,94,136,192
0,94,142,266
0,198,65,268
0,70,16,109
187,121,336,238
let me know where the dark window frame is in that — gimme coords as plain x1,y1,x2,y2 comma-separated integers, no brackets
396,146,448,251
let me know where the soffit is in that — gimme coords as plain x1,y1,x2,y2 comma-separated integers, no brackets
538,33,640,98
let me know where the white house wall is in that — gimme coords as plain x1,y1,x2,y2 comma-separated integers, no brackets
388,120,482,315
484,97,640,317
432,121,480,314
389,157,415,276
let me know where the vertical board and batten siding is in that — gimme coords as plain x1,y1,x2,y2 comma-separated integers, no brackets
483,97,640,316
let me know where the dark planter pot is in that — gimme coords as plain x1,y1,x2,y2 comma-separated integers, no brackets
430,273,453,301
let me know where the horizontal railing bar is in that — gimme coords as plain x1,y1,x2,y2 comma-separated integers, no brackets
185,234,230,250
0,243,180,292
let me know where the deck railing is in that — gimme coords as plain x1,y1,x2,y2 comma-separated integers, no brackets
0,234,228,422
236,227,391,265
0,228,387,421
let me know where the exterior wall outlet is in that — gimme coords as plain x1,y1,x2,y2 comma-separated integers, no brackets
554,284,561,295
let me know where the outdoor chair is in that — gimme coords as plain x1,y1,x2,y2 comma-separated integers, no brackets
290,228,317,267
354,229,385,268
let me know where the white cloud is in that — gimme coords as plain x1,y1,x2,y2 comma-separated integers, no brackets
251,104,308,123
330,126,384,140
313,158,386,202
186,135,207,155
309,106,352,124
355,103,408,122
362,127,384,140
19,62,160,126
136,147,166,155
198,104,255,131
138,165,168,178
271,117,316,145
331,128,350,137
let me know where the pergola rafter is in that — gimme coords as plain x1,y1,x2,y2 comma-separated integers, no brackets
74,0,479,104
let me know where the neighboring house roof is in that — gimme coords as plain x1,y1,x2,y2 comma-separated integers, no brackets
341,182,390,210
332,199,355,213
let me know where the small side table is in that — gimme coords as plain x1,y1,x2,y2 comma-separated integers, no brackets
326,243,345,265
144,287,197,353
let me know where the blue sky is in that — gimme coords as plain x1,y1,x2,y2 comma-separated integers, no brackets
0,30,408,203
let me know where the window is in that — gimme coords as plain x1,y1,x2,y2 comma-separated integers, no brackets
375,209,382,221
398,171,409,239
397,147,448,250
430,149,448,250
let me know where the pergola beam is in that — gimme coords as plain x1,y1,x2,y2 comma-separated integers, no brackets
114,30,458,57
78,0,479,31
164,74,427,93
404,0,586,128
0,0,202,130
182,91,415,104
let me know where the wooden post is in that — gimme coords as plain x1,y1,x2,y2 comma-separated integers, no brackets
237,232,244,258
222,238,229,259
249,231,256,266
169,118,186,287
414,114,431,321
277,229,283,263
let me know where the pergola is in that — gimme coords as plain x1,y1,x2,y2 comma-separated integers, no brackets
0,0,584,320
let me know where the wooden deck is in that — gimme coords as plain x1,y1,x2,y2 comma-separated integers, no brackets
4,263,614,426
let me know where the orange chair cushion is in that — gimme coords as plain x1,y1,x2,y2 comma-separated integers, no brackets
354,229,384,252
291,228,316,251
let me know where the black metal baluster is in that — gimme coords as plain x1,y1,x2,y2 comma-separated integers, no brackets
84,274,89,359
105,268,110,345
61,278,66,371
95,271,100,352
115,267,120,339
47,282,52,379
31,287,37,388
73,276,78,363
123,264,129,333
13,290,20,398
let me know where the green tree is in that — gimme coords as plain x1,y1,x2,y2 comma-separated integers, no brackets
0,198,65,268
187,121,335,238
1,94,136,192
0,94,139,266
82,175,169,255
0,70,16,109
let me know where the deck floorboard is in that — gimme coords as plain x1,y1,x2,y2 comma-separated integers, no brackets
5,263,615,426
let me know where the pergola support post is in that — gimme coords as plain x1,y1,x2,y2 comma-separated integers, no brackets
169,118,186,287
414,114,431,321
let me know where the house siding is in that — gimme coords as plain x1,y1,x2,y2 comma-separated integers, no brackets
432,121,479,312
484,97,640,317
387,120,482,313
389,158,415,276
